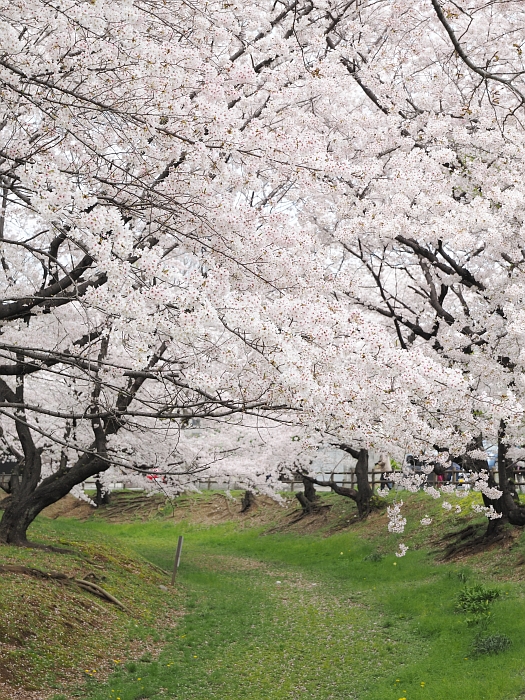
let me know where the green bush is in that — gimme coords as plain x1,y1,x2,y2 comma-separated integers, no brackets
364,551,383,562
456,584,501,620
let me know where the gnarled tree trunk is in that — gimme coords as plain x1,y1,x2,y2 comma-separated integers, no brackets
240,490,256,513
0,452,108,546
496,422,525,527
300,446,373,519
0,497,41,546
94,478,111,507
459,427,525,538
353,448,372,518
296,475,321,514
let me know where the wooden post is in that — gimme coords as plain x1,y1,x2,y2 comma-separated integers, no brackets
171,535,184,585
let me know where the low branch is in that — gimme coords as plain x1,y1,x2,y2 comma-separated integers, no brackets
302,473,358,501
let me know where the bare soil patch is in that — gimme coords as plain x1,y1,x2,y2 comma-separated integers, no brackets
41,489,378,535
41,494,94,520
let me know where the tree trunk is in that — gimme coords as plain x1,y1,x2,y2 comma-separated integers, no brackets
0,496,40,546
303,476,319,504
296,475,321,514
298,448,373,519
459,429,525,536
240,490,256,513
94,478,111,507
0,452,107,546
497,422,525,526
354,449,372,518
0,432,44,545
459,434,502,536
0,346,152,547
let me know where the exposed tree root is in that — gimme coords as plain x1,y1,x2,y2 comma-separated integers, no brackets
75,579,129,610
0,564,130,611
441,524,481,543
24,541,77,554
439,523,513,561
0,539,77,553
272,503,332,528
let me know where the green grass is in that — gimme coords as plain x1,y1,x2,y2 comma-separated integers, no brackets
35,509,525,700
0,519,181,692
3,491,525,699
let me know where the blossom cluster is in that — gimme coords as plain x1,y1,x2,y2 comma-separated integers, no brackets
387,501,407,534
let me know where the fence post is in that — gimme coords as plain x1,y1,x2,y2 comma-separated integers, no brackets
171,535,184,585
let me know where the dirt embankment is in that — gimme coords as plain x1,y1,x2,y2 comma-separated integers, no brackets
42,491,297,525
41,494,95,520
41,488,377,535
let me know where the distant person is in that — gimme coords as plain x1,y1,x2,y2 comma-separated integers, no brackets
445,461,460,483
376,453,393,490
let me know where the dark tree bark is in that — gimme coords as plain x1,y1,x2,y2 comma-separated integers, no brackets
353,448,373,518
301,446,373,519
496,422,525,527
0,450,108,545
0,498,40,546
240,490,256,513
295,475,321,514
458,435,501,537
94,478,111,507
303,476,319,504
457,428,525,538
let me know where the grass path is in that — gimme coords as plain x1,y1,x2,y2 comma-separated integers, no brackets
65,518,525,700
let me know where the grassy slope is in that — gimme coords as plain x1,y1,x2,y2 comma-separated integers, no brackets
0,519,182,699
2,490,525,700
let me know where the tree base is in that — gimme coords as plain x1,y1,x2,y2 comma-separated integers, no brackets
240,490,256,513
440,522,512,560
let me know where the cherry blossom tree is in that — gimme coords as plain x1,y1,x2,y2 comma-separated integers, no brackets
2,0,523,547
310,0,525,536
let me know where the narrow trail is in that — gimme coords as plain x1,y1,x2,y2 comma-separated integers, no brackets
78,519,525,700
149,554,407,700
78,525,420,700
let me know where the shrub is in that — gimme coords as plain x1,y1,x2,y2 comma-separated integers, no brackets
456,584,500,616
364,551,383,562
